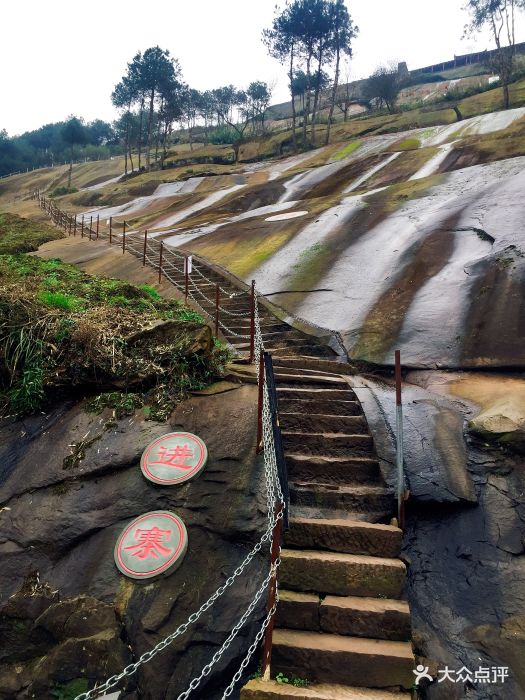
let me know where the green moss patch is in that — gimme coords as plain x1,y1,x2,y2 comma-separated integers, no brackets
0,213,64,254
333,140,362,160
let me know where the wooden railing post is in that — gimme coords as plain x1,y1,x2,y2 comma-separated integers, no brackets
395,350,405,528
215,283,220,337
74,215,77,236
256,350,264,453
158,241,164,284
249,280,255,363
143,230,148,266
89,215,93,240
261,503,283,680
96,215,99,239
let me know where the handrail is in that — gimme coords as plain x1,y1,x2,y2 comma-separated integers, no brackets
263,351,289,531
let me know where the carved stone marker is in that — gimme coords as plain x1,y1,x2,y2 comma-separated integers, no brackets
140,432,208,485
114,511,188,580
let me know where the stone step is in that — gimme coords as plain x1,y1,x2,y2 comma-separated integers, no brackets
289,504,391,523
277,398,362,417
282,432,373,457
276,591,411,642
280,549,406,598
270,346,336,359
272,629,414,689
272,365,342,378
274,372,348,387
280,413,368,435
273,357,356,376
285,454,380,485
241,678,410,699
277,387,356,402
285,518,401,557
289,483,393,513
320,596,411,641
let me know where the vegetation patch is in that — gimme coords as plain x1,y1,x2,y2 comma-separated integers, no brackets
333,140,362,160
0,255,228,417
394,136,421,151
289,242,331,289
0,213,64,254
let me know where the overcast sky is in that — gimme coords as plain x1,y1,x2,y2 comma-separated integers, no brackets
2,0,525,136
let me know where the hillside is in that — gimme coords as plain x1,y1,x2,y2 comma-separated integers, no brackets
2,73,525,699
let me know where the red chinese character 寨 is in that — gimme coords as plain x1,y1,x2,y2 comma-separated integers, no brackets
124,526,172,559
150,444,194,470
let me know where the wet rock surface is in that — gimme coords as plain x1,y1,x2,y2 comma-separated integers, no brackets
0,383,268,699
354,371,525,699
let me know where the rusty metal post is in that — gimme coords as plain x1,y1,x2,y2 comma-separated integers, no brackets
143,230,148,266
256,350,264,453
184,256,189,301
261,504,283,680
395,350,405,528
249,280,256,363
122,224,126,253
81,215,84,238
68,216,72,236
109,216,112,244
158,241,164,284
96,215,99,239
74,215,77,236
215,283,220,337
89,215,93,240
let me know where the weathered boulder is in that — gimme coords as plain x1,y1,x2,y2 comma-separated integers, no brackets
0,382,269,699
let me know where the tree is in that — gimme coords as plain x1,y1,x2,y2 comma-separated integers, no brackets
363,65,404,114
180,87,202,150
263,1,305,151
134,47,182,170
61,116,87,188
246,81,272,134
325,0,358,144
209,83,270,161
464,0,525,109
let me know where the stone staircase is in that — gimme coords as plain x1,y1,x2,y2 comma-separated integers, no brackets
129,237,337,360
241,361,414,699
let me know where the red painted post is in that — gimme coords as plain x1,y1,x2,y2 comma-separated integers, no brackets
261,504,284,679
256,350,264,453
158,241,164,284
215,283,220,337
143,230,148,266
109,216,112,244
395,350,405,528
96,215,99,239
249,280,255,364
184,257,189,301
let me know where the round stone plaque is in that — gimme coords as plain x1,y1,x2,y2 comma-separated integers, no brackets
140,432,208,485
114,510,188,580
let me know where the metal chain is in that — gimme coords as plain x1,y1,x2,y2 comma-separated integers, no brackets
176,557,280,700
36,200,285,700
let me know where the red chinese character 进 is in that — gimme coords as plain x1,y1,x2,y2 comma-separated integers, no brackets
150,444,194,470
124,526,172,559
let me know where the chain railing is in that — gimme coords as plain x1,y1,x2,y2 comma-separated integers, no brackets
32,190,289,699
